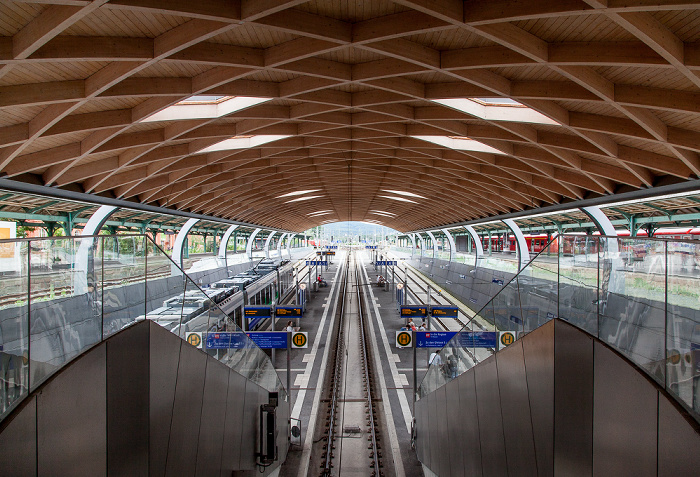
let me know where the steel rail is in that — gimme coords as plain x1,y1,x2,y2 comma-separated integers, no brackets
321,253,349,476
355,257,381,475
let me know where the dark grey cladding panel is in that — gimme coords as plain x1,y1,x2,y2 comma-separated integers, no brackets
414,398,426,463
457,369,482,477
658,393,700,476
474,355,508,477
522,321,554,477
554,320,593,476
592,341,658,477
195,357,230,477
149,322,182,477
427,391,439,472
444,377,465,477
434,385,450,476
276,400,290,465
107,320,149,477
496,340,538,477
37,343,107,477
220,370,246,475
165,342,208,476
417,396,431,465
240,379,262,470
0,396,37,477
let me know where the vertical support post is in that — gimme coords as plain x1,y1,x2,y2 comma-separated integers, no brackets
427,286,431,330
246,228,262,260
264,231,277,259
287,331,292,418
413,334,417,412
426,231,438,261
464,225,484,268
502,218,531,271
76,205,119,294
441,228,456,263
218,225,238,273
286,233,297,259
409,233,416,259
172,218,199,276
416,233,425,261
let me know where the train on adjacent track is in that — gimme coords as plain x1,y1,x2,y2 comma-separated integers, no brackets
135,258,295,336
474,228,700,263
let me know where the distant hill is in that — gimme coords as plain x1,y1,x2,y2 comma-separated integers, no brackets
312,221,398,240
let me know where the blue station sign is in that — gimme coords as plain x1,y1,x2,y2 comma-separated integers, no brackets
365,245,378,249
430,306,459,318
415,331,498,348
306,260,328,266
206,332,248,349
246,332,289,349
400,305,428,317
275,306,303,318
206,331,289,349
375,260,397,266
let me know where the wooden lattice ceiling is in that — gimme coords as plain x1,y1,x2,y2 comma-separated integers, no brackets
2,1,700,233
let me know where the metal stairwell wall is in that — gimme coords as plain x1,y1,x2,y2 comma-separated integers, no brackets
415,319,700,477
0,320,289,476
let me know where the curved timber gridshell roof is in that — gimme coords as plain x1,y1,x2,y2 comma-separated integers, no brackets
2,0,700,233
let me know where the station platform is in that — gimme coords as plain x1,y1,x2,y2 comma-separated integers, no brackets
277,250,425,477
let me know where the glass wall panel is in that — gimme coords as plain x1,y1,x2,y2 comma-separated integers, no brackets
666,239,700,413
559,236,599,335
598,237,666,385
0,240,28,419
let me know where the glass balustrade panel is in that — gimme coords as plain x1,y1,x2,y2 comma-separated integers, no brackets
0,240,29,419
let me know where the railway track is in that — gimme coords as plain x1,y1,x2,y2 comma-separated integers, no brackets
312,251,386,477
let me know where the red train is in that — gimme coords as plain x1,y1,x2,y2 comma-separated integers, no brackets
479,228,700,256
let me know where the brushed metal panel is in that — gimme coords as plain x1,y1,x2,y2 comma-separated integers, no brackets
276,400,290,465
457,369,482,477
474,355,508,477
0,396,37,476
164,343,207,477
220,370,246,475
444,377,465,477
414,398,428,464
37,343,107,477
195,358,230,477
497,340,537,477
522,322,554,477
240,379,262,470
149,322,182,477
434,385,450,476
592,342,657,477
658,393,700,476
554,320,593,477
107,321,149,477
427,391,439,473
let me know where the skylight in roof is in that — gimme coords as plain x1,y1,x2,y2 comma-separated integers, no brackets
308,212,332,217
177,95,229,104
370,211,395,217
381,190,425,199
308,210,331,215
285,195,324,203
142,96,272,122
278,189,320,198
379,195,418,204
197,135,291,153
412,136,506,155
472,97,522,106
431,98,559,125
371,210,397,216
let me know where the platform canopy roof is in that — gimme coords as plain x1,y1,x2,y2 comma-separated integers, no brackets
3,1,700,233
